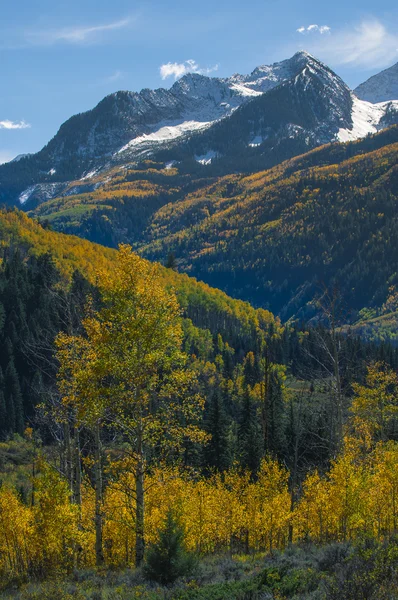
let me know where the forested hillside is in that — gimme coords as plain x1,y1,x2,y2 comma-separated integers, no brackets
139,127,398,323
28,126,398,335
2,209,398,598
1,207,395,451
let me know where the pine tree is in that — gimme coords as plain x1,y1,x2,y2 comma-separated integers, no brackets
165,252,177,271
239,386,263,474
5,360,24,434
204,390,232,472
0,391,6,438
144,509,196,584
266,369,286,458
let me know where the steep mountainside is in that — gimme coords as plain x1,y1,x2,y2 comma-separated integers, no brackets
27,126,398,328
137,128,398,322
355,61,398,103
2,52,398,208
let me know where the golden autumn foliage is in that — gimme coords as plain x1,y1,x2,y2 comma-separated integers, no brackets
0,457,292,578
1,365,398,579
0,208,279,342
2,440,398,581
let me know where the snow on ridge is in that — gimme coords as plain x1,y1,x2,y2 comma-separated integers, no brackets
117,120,213,155
18,182,66,205
165,160,178,169
229,83,263,97
337,95,398,142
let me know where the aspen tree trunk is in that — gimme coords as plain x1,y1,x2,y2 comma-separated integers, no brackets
331,323,343,451
94,420,104,566
261,352,271,452
288,397,300,545
135,426,145,567
74,428,82,509
64,420,73,493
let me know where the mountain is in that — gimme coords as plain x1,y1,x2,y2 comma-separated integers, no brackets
2,52,398,208
355,61,398,103
25,122,398,332
135,127,398,323
137,127,398,325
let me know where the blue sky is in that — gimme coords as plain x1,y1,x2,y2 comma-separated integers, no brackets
1,0,398,163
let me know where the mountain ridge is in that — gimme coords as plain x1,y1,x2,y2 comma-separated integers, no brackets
355,60,398,103
2,51,398,208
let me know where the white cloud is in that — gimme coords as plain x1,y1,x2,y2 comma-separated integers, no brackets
160,59,219,80
0,120,30,130
301,19,398,69
297,24,331,35
26,17,132,46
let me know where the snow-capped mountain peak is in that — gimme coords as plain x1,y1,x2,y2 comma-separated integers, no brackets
3,51,398,208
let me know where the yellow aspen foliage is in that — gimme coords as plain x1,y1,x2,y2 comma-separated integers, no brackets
245,459,291,552
325,449,369,541
0,487,32,581
351,362,398,443
294,470,332,543
31,462,83,575
212,469,249,553
367,442,398,538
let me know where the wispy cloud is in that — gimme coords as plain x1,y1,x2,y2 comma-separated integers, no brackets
26,17,132,46
299,19,398,69
102,70,124,84
0,119,30,130
160,59,219,81
297,24,331,35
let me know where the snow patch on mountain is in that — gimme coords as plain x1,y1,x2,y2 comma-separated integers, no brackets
19,186,36,205
249,135,266,147
19,183,67,205
81,169,99,180
338,96,398,142
165,160,178,169
229,83,263,97
195,150,219,165
118,120,212,154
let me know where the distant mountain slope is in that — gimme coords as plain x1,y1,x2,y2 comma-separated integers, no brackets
355,61,398,103
27,126,398,325
2,52,398,208
134,126,398,322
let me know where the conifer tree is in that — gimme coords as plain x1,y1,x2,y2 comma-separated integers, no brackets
0,391,6,438
204,390,232,472
5,360,24,434
144,508,196,584
239,386,263,474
